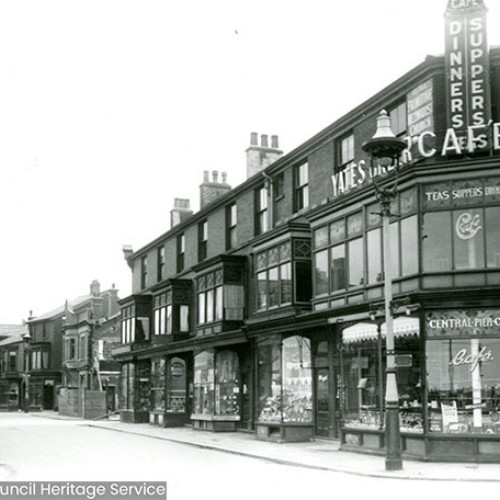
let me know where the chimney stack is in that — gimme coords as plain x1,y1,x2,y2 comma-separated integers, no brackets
200,170,231,209
90,279,101,297
170,198,193,227
246,132,283,179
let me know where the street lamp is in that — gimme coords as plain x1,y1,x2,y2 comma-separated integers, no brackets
362,110,407,471
22,332,31,413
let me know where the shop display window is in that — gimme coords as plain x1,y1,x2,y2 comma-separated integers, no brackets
215,351,240,416
150,358,165,411
167,357,186,413
427,337,500,434
193,351,215,415
193,350,240,419
257,336,313,424
136,362,151,411
341,334,422,433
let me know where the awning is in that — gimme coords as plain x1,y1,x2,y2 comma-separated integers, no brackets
342,317,420,344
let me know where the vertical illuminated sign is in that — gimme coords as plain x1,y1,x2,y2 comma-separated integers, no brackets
444,0,491,151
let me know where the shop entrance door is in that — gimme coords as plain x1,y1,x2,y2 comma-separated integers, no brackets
43,385,54,409
315,368,330,437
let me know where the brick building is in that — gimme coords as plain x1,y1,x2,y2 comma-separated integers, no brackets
26,281,121,415
0,324,28,411
113,1,500,461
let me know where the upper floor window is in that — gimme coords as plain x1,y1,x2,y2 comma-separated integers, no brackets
157,246,165,282
154,291,172,335
66,338,77,360
339,134,354,169
389,101,407,137
255,239,312,311
255,186,268,236
31,347,49,370
121,305,136,344
313,187,419,298
9,351,17,371
226,203,237,250
422,179,500,273
197,270,223,325
141,256,148,289
199,220,208,262
295,163,309,212
177,233,185,273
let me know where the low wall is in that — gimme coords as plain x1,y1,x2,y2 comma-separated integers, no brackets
58,388,80,417
58,389,107,419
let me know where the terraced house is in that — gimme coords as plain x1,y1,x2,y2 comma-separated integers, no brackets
113,0,500,462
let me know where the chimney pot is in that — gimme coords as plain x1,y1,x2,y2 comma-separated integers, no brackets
261,134,268,148
212,170,218,183
221,172,227,184
90,280,101,297
203,170,210,182
250,132,258,146
271,135,279,148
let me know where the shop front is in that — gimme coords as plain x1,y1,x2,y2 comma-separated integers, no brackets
150,355,191,427
191,346,251,432
119,360,151,423
255,334,314,442
339,308,500,462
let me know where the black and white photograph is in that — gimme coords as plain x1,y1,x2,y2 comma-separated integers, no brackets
1,1,500,499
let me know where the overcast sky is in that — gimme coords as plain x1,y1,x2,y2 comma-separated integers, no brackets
1,0,499,324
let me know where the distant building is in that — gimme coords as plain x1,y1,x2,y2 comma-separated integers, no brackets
0,324,28,411
26,281,121,416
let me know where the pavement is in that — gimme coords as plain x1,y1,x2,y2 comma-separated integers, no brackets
23,411,500,482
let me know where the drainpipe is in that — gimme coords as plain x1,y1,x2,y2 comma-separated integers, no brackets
262,171,273,230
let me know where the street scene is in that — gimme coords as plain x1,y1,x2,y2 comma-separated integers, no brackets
2,0,500,497
1,412,499,500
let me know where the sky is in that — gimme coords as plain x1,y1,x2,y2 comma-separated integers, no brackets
1,0,499,324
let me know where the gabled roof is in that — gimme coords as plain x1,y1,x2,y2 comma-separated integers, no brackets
0,324,28,339
27,294,91,322
0,324,28,346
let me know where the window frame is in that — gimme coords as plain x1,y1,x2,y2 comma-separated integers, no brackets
294,162,309,212
226,202,237,250
255,186,268,236
198,220,208,262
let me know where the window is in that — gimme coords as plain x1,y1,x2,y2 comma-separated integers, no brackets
153,291,172,335
197,270,224,324
255,186,268,236
177,233,185,273
427,337,500,434
121,305,136,344
199,220,208,262
226,203,237,250
257,336,312,423
342,329,421,432
255,240,311,310
150,358,165,411
389,101,407,137
157,246,165,282
339,134,354,168
312,188,418,298
140,256,148,289
9,351,17,371
31,347,49,370
67,338,76,360
295,162,309,212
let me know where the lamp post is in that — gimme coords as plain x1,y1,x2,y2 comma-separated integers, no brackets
22,332,31,413
362,110,407,471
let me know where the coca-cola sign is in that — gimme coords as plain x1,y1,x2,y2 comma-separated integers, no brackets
455,212,482,240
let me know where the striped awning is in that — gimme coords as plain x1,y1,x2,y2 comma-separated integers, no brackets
342,317,420,344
